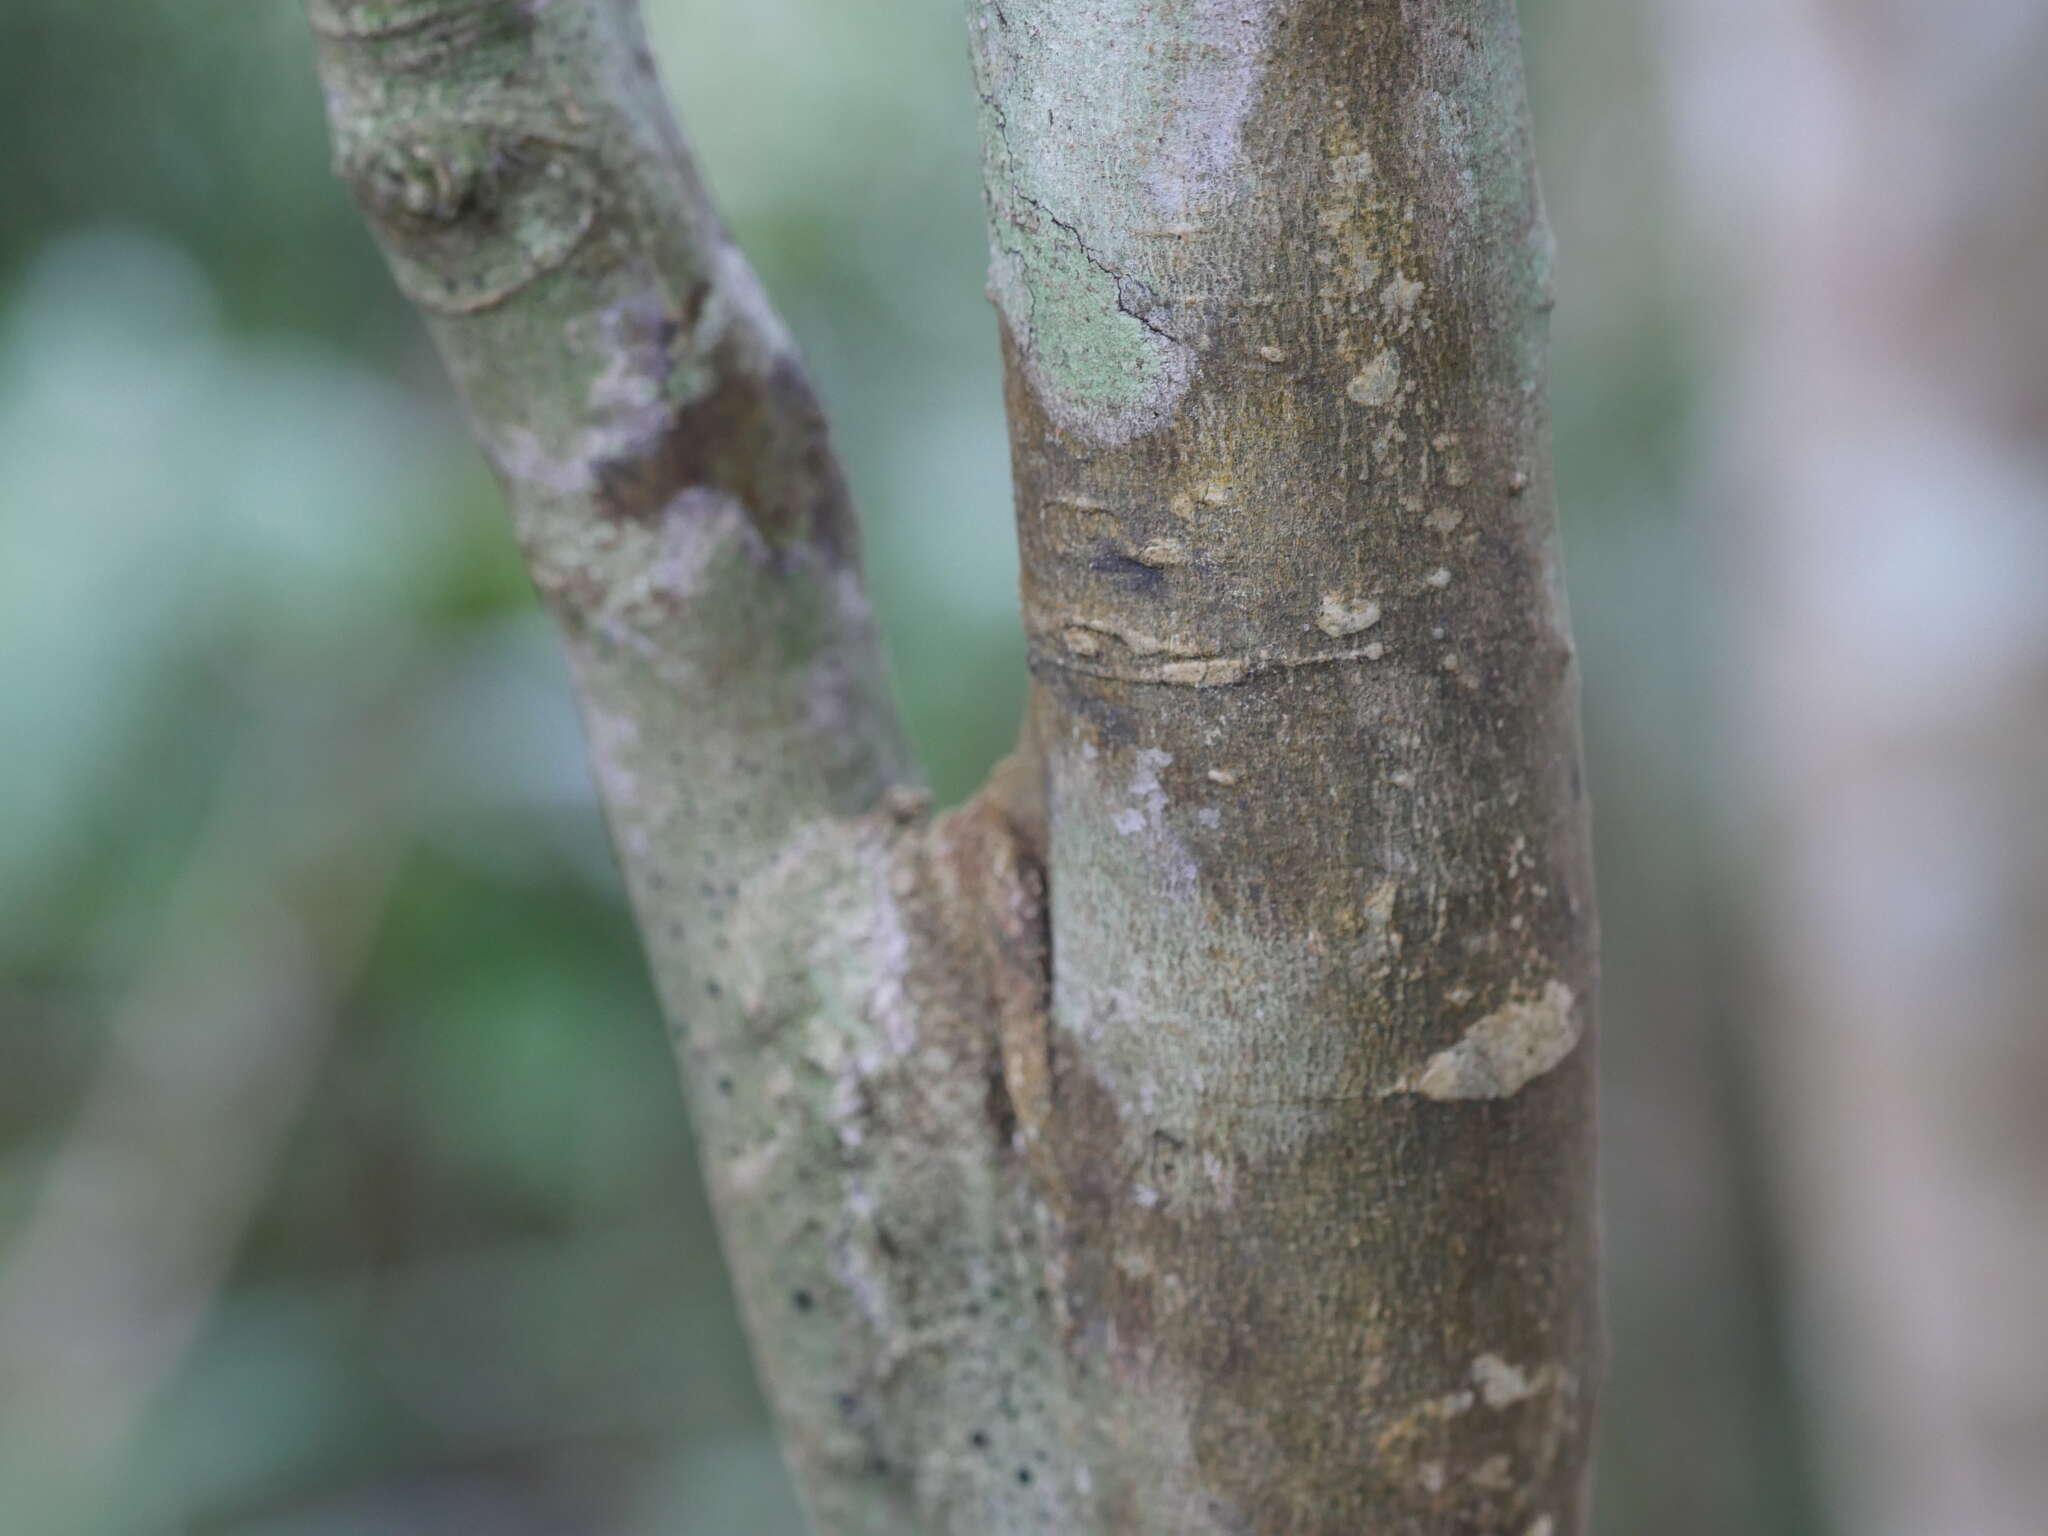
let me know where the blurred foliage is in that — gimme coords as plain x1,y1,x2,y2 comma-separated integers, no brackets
0,0,1821,1532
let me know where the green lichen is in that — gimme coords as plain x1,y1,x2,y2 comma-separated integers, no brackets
970,0,1273,440
985,210,1183,437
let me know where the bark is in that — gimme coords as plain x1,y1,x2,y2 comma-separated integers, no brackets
1666,6,2048,1535
307,1,1597,1531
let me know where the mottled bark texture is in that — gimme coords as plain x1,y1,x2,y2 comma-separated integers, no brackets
309,1,1596,1531
1669,5,2048,1534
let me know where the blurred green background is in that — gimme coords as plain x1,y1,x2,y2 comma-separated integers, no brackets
0,1,1821,1532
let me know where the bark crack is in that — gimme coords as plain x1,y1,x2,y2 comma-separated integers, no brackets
1030,637,1390,688
1009,189,1187,346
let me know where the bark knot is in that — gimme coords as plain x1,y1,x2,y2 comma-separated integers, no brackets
338,120,599,314
310,0,536,70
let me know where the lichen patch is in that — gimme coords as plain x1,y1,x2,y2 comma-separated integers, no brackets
1114,747,1176,836
1330,147,1375,185
1137,537,1191,568
973,0,1275,442
1317,593,1383,638
1158,657,1249,687
1471,1352,1546,1410
1346,349,1403,408
1382,271,1425,316
1388,980,1581,1100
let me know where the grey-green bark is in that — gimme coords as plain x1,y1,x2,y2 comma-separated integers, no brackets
308,1,1597,1530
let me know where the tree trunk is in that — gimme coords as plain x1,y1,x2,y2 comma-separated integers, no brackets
1667,6,2048,1535
307,1,1598,1530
